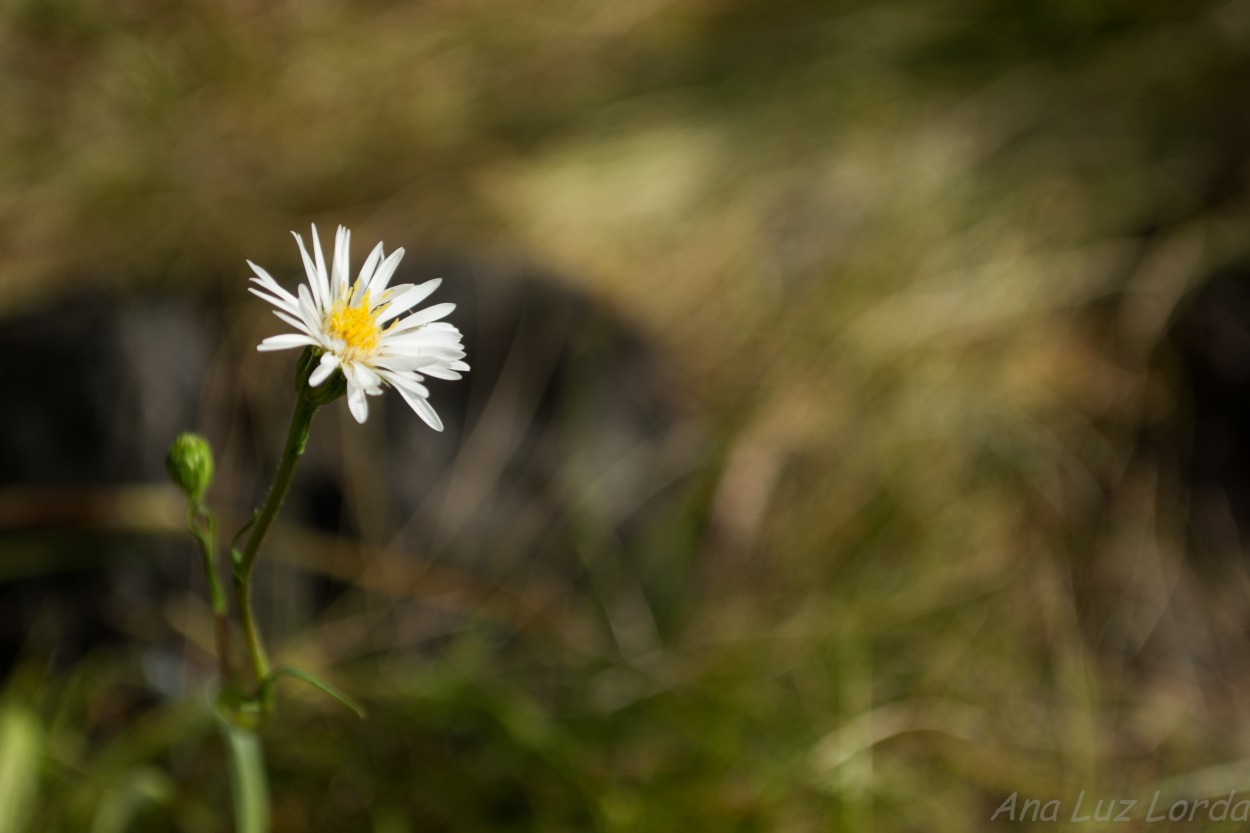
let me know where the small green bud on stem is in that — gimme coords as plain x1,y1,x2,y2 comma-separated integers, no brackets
167,432,215,506
167,431,231,683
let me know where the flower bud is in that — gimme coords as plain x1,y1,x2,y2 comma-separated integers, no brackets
166,432,215,504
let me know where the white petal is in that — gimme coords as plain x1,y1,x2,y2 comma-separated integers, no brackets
402,380,431,399
381,325,463,342
421,347,467,360
352,363,384,394
248,285,300,316
257,334,316,352
331,225,350,302
395,385,443,431
341,362,380,396
347,385,369,423
273,310,318,338
367,248,406,297
309,352,341,386
248,283,299,314
380,350,464,367
376,279,441,324
379,333,465,352
420,365,463,380
247,262,295,297
376,282,413,304
377,368,432,397
296,284,321,330
310,224,331,303
374,355,442,371
385,302,456,333
449,360,470,372
356,243,384,294
290,233,326,311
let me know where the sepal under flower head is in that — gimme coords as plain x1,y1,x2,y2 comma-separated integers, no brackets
248,224,469,429
295,346,348,406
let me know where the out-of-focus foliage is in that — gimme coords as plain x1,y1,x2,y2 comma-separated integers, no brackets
5,0,1250,831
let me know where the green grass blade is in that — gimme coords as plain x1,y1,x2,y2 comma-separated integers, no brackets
0,703,40,832
262,667,366,719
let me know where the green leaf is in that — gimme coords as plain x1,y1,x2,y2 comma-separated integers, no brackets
261,668,367,719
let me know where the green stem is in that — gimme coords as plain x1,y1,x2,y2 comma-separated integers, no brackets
225,722,270,833
190,506,232,684
233,394,319,694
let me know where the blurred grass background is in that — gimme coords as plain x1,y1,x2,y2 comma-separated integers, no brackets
6,0,1250,830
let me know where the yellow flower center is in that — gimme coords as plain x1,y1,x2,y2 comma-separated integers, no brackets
327,291,381,356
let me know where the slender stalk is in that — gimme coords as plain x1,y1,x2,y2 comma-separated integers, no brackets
225,722,270,833
233,394,319,692
190,507,232,684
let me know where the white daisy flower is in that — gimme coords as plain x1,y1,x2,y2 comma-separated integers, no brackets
248,224,468,430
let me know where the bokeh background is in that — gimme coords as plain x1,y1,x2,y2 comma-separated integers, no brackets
5,0,1250,830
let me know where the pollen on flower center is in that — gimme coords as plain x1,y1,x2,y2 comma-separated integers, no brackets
327,292,381,355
